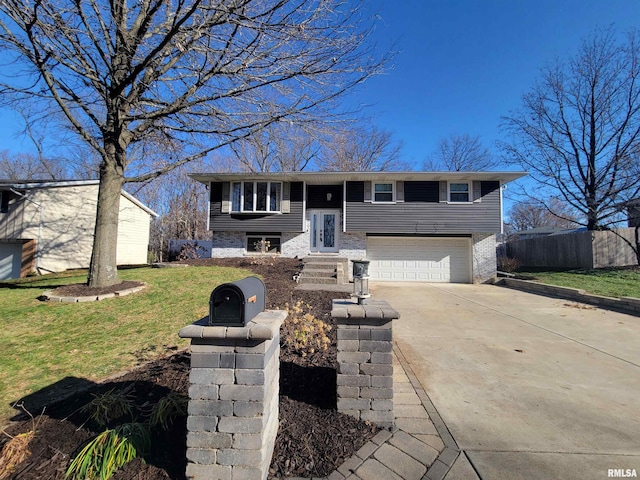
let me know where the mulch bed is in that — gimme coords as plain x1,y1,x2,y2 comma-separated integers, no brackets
47,280,145,298
1,257,378,479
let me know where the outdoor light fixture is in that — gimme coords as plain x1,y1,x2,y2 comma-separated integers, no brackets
326,192,332,202
352,259,371,305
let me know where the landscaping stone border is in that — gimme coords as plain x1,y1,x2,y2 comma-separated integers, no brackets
498,278,640,317
41,283,147,303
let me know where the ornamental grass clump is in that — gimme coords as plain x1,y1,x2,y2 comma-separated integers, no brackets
281,301,332,357
82,386,135,427
0,406,42,480
65,423,150,480
149,392,188,430
65,387,186,480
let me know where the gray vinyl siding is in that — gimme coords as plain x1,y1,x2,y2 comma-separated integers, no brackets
346,181,502,234
209,181,304,232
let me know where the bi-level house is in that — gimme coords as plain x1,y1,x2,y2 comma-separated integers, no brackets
190,171,526,283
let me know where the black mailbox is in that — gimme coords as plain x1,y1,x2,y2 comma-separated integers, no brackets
209,276,266,327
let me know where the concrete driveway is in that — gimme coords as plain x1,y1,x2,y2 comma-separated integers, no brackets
371,282,640,480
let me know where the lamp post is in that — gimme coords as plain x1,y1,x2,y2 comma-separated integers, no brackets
352,259,371,305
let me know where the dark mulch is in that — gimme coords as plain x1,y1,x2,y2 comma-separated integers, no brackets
1,257,378,480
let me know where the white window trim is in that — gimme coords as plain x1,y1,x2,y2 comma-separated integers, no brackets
372,181,396,203
231,181,283,214
447,181,472,204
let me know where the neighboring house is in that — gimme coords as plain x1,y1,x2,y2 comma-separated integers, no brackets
509,226,584,241
0,180,158,280
625,199,640,228
189,171,526,283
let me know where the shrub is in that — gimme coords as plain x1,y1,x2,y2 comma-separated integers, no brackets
497,255,522,273
281,301,332,357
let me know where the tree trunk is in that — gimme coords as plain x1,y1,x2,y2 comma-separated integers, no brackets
635,226,640,266
87,161,124,288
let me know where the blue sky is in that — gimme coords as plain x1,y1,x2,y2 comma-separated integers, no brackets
1,0,639,170
351,0,640,168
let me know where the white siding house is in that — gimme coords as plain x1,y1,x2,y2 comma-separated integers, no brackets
0,180,157,279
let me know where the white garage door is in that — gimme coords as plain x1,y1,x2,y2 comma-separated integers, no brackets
0,242,23,281
367,236,471,283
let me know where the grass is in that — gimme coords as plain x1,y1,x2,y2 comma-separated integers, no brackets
518,267,640,299
0,265,253,423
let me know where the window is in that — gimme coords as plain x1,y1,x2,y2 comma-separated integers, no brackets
246,235,281,254
449,182,470,202
231,181,282,213
373,182,394,202
0,191,9,213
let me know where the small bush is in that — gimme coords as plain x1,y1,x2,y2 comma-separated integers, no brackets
281,301,332,357
497,255,522,273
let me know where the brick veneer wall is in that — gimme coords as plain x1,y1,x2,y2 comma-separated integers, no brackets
472,233,497,283
179,311,286,480
331,299,398,429
211,231,245,258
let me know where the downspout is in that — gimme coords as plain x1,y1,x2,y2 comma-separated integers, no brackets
500,182,507,235
10,188,44,273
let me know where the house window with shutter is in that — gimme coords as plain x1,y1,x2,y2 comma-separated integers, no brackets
448,182,470,202
373,182,395,202
230,181,282,213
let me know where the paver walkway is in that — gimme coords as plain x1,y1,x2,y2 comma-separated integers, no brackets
291,345,461,480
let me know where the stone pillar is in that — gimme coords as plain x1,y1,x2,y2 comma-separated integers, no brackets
179,310,286,480
331,299,398,429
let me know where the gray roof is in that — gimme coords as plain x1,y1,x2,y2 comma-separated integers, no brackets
189,170,527,185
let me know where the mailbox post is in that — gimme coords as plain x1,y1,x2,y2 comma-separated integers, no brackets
180,277,285,480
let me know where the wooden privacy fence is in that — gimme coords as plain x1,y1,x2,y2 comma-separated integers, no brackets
506,228,639,269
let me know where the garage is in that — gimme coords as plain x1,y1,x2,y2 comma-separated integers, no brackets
366,236,471,283
0,241,24,281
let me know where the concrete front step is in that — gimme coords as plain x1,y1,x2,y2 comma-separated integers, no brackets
302,262,338,270
301,269,338,278
298,276,338,284
300,256,349,285
302,256,349,263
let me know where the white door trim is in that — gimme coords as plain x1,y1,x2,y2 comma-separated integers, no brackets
309,209,340,253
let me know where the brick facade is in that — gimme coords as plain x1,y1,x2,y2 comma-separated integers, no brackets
472,233,497,283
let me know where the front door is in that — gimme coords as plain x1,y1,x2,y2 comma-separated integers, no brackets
310,210,339,253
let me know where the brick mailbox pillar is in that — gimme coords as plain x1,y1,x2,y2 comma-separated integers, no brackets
331,299,399,429
179,310,286,480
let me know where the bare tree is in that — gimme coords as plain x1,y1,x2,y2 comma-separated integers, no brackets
226,122,319,172
424,133,493,171
507,198,579,233
0,0,389,287
132,165,210,262
318,125,404,171
0,150,67,180
501,27,640,231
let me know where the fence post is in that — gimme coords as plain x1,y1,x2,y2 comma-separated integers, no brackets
179,310,286,480
331,298,398,428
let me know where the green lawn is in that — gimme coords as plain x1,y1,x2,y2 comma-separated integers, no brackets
519,267,640,299
0,265,252,423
